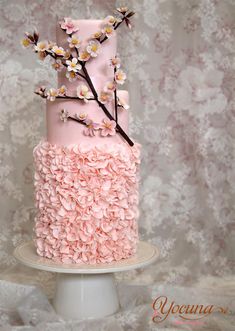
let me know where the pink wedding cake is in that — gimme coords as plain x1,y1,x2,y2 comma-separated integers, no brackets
22,8,140,264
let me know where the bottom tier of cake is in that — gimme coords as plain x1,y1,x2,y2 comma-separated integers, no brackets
33,140,140,264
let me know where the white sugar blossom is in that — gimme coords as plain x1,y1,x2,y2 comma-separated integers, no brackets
104,15,117,26
34,40,49,52
93,31,102,39
58,85,67,96
66,71,77,82
118,97,130,110
104,81,116,92
115,69,126,85
102,25,114,38
52,59,63,72
60,109,69,122
52,46,65,56
77,85,93,102
66,58,82,72
78,50,90,62
47,88,58,101
76,112,87,121
67,34,82,49
110,56,121,68
86,40,101,57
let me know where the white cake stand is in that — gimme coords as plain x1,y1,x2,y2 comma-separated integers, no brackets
14,241,158,320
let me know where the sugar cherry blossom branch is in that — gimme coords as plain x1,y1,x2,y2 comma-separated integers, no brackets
23,8,134,146
44,50,86,79
99,9,135,44
68,115,86,126
34,42,133,144
34,91,95,101
114,67,118,122
80,63,134,146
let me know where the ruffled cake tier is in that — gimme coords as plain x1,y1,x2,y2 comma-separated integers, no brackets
33,140,140,264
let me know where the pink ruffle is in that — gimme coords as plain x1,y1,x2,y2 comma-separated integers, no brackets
33,140,140,264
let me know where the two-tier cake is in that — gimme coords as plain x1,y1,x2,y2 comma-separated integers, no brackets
22,8,140,264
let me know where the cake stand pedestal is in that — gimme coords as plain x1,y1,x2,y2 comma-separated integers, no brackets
14,241,158,320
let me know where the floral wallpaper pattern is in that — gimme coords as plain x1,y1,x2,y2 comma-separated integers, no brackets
0,0,234,286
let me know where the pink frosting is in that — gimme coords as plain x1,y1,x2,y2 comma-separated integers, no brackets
33,140,140,264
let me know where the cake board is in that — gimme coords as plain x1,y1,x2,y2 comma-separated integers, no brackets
14,241,158,320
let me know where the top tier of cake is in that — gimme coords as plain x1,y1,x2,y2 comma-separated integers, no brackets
46,19,129,147
57,20,117,94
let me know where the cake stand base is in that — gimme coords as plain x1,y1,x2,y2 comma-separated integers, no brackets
14,241,158,320
53,272,119,319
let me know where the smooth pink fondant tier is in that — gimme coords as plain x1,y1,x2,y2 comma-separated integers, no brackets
57,20,116,93
34,140,140,264
46,90,129,146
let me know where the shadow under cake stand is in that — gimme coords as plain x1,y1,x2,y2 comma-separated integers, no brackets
14,241,158,320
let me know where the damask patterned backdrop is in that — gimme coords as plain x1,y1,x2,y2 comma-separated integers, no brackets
0,0,235,316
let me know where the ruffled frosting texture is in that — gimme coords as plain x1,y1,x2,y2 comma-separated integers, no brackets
33,140,140,264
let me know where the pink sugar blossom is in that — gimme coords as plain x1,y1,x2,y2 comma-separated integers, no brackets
100,118,116,136
60,17,79,34
98,91,113,104
83,119,100,136
104,81,116,92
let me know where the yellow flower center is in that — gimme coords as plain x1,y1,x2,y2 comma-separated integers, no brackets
56,49,64,55
91,44,98,52
79,113,86,119
40,43,46,50
105,123,112,129
94,32,101,38
105,26,113,34
22,39,30,47
72,38,79,45
71,62,76,67
81,90,87,96
80,51,89,60
109,17,115,24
